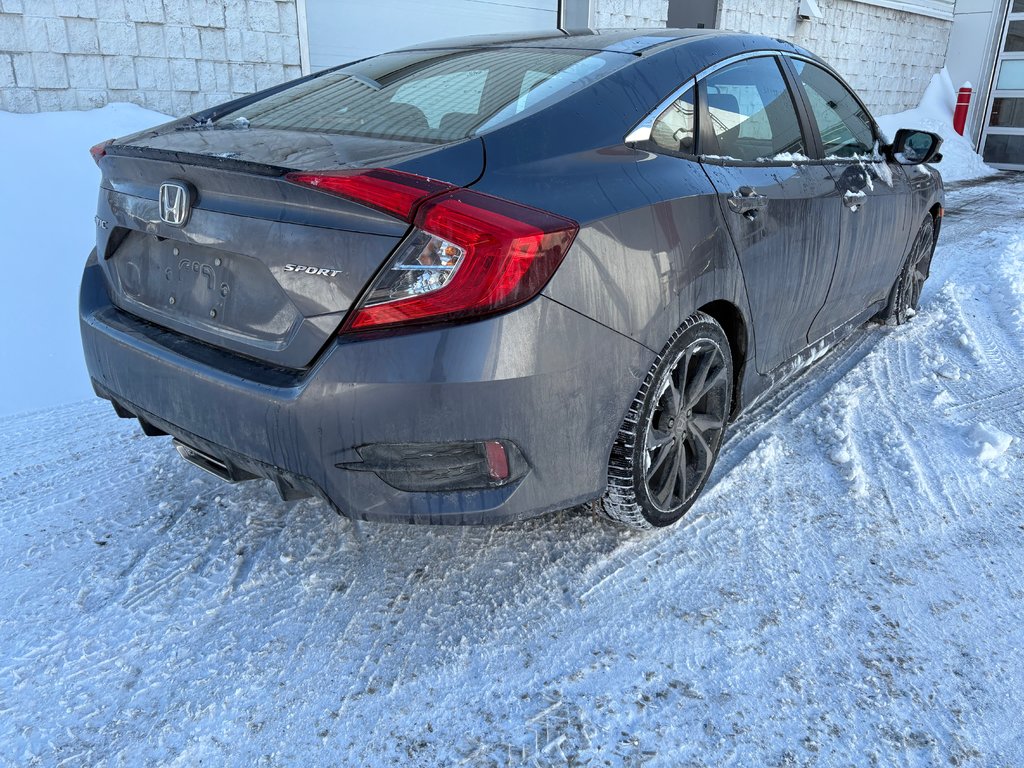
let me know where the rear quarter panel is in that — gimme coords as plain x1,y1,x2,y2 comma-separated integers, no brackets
539,151,748,356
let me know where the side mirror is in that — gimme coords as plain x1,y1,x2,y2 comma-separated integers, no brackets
889,129,943,165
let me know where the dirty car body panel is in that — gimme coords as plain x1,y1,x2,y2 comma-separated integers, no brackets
80,29,944,524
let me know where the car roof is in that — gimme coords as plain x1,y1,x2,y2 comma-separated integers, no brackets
396,27,735,56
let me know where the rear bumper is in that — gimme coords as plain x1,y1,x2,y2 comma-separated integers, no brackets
80,258,652,524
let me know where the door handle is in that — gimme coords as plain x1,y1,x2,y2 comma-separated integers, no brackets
843,190,867,211
728,187,769,219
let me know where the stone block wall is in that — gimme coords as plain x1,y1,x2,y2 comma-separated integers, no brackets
0,0,952,118
716,0,953,115
593,0,669,29
0,0,302,114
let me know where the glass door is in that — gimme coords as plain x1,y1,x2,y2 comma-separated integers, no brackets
982,1,1024,169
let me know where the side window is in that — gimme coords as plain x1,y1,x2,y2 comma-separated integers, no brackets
650,86,696,154
791,61,875,158
702,57,807,162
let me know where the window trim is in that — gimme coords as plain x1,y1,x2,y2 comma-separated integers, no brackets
634,81,700,159
624,77,697,144
778,53,826,161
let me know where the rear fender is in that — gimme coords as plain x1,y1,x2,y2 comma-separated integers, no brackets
538,151,752,359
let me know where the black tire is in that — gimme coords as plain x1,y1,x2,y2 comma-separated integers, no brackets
601,311,734,529
879,216,936,326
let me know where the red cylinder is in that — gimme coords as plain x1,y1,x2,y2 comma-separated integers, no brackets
954,85,972,136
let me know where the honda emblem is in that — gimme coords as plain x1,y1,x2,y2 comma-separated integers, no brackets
159,180,193,227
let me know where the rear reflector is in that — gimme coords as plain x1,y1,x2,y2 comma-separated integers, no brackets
484,440,510,482
340,440,525,492
284,168,455,221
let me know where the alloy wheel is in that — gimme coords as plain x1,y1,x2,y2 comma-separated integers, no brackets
643,340,730,513
905,224,933,311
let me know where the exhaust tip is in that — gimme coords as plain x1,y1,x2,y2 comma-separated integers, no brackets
174,439,250,483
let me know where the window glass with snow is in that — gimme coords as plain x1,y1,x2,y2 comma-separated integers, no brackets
701,57,806,162
791,61,875,159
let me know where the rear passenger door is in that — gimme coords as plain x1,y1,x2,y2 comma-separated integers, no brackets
698,55,841,373
783,57,916,341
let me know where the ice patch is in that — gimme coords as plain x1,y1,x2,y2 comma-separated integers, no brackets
873,156,894,189
843,189,866,210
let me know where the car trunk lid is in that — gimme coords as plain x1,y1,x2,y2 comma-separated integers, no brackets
95,131,484,369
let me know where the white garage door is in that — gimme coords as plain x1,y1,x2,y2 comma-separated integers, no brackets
301,0,561,71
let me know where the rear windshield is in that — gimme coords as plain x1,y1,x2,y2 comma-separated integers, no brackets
214,48,621,144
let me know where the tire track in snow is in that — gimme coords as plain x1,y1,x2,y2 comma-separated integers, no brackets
944,382,1024,425
77,482,219,613
713,332,882,481
874,349,963,517
933,283,1024,433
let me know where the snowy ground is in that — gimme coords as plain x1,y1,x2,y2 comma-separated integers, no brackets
2,106,1023,765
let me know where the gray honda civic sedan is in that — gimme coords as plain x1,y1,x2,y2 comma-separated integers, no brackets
80,28,944,528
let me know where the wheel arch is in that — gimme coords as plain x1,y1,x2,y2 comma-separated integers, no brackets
929,201,943,241
697,299,748,418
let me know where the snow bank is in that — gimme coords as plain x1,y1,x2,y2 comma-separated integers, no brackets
876,69,996,184
1003,236,1024,327
0,104,170,418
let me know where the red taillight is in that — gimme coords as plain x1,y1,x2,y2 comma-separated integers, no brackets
90,139,113,164
284,168,455,221
342,188,578,333
286,167,578,333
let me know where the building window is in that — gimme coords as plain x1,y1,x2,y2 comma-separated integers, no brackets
996,60,1024,91
990,98,1024,129
1005,21,1024,52
982,134,1024,164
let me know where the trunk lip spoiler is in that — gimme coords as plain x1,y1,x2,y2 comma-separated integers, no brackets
103,143,292,178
